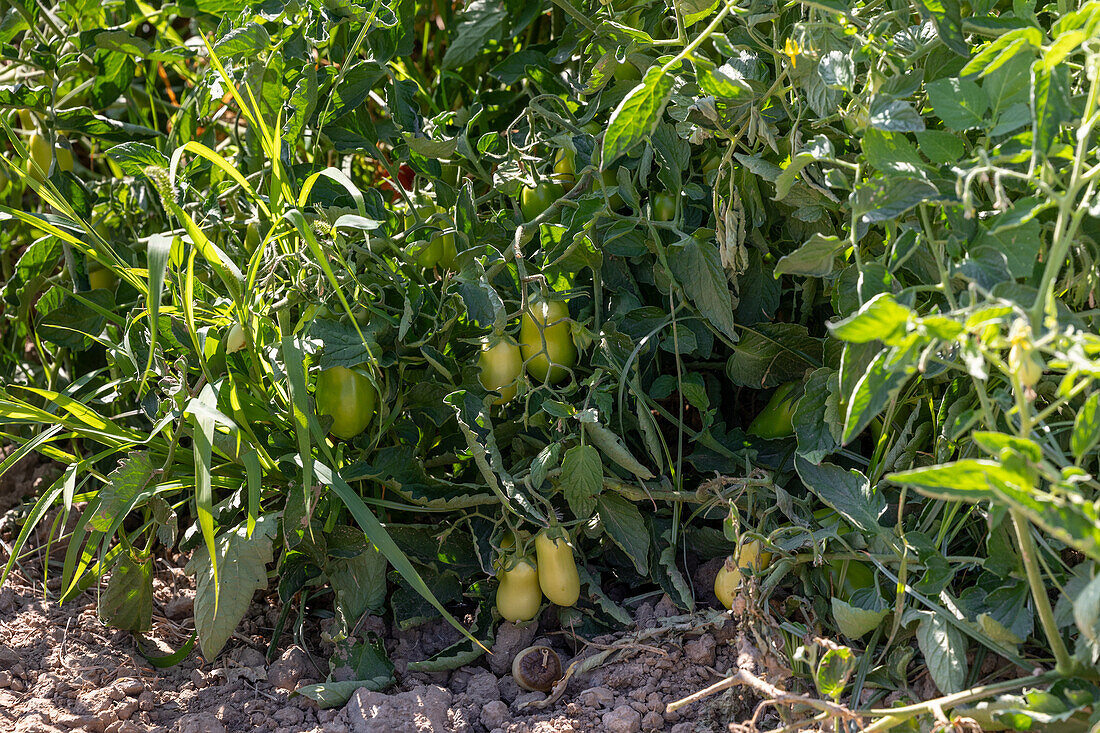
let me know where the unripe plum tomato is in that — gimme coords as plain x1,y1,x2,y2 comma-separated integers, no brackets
651,192,676,221
315,366,378,440
0,162,8,191
87,264,118,291
405,204,457,269
535,530,580,607
612,59,642,83
26,133,52,181
226,323,247,354
478,337,523,404
825,559,875,601
55,140,73,172
551,148,575,187
519,298,577,384
520,181,564,222
747,381,800,439
496,555,543,623
18,109,35,132
597,168,624,210
244,222,262,253
714,539,773,609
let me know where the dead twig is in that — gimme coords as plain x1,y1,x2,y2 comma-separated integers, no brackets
666,667,859,723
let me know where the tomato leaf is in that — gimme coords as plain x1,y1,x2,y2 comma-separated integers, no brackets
597,494,649,575
185,515,277,660
561,444,603,519
602,65,674,165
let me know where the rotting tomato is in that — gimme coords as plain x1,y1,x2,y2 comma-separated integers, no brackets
519,297,577,384
496,555,543,623
651,192,676,221
478,337,523,405
747,381,800,439
713,539,773,609
315,365,378,440
535,529,580,607
520,181,563,222
824,559,875,601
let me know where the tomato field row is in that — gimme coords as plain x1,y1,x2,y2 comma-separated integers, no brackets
2,0,1100,728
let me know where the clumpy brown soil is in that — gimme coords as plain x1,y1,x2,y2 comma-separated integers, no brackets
0,490,780,732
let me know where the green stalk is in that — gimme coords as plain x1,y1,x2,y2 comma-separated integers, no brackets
1010,509,1072,673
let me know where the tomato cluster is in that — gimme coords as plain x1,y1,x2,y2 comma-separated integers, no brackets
494,529,580,622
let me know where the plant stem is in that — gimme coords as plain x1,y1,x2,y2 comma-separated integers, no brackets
1010,509,1072,673
860,670,1060,732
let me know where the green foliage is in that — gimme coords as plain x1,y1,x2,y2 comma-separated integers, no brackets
3,0,1100,727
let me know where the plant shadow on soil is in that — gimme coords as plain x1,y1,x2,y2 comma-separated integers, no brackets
0,474,781,733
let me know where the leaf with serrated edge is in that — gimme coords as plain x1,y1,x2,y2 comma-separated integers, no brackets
185,515,277,659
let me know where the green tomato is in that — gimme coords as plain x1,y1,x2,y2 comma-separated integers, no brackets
651,192,676,221
315,366,379,440
405,204,457,269
55,140,73,172
535,530,580,607
244,222,262,253
519,297,577,384
824,559,875,602
26,133,52,181
597,168,624,210
496,555,543,623
520,182,564,222
552,148,575,187
479,337,523,405
226,323,247,354
18,109,35,132
613,59,642,83
87,265,118,291
747,381,800,439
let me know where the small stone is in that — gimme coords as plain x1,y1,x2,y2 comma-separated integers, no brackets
105,722,124,733
511,691,545,710
0,670,11,688
480,700,509,730
55,713,103,732
10,677,24,692
115,678,145,697
641,711,665,731
602,705,642,733
97,711,117,729
165,594,194,621
670,724,694,733
578,686,615,709
653,595,677,618
116,699,139,721
138,691,155,711
11,664,25,678
463,670,499,707
231,646,266,669
488,622,538,676
497,675,521,705
189,669,206,689
684,634,716,666
176,713,226,733
345,685,452,733
0,646,18,669
118,725,144,733
267,646,312,692
272,708,303,726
